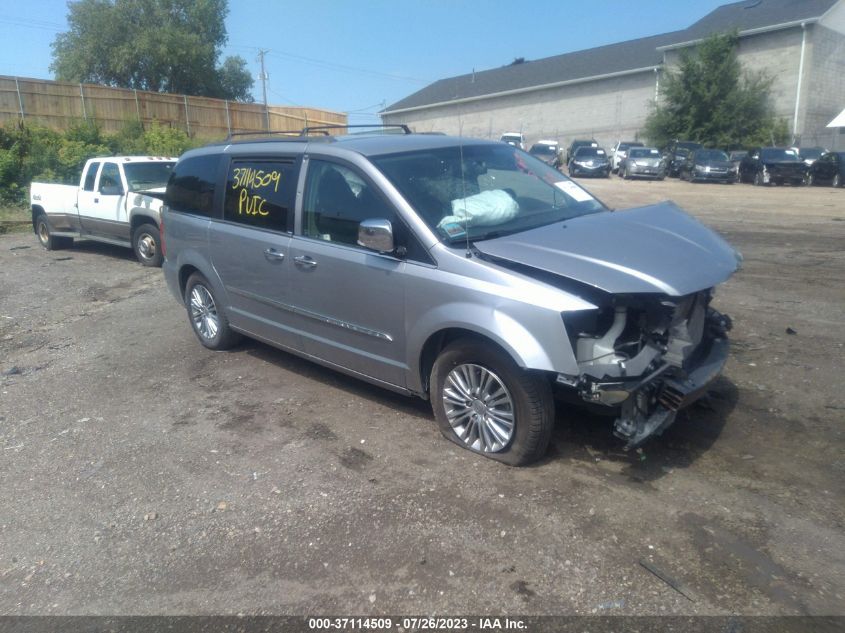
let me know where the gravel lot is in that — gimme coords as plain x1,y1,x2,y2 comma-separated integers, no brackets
1,178,843,616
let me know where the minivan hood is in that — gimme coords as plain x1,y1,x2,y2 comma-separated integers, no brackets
474,202,740,296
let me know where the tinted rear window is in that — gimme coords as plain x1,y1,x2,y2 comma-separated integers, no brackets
223,159,298,232
166,154,221,217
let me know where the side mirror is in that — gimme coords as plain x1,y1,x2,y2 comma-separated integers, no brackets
358,218,394,253
100,184,124,196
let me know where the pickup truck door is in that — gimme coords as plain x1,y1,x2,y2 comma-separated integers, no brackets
78,161,129,240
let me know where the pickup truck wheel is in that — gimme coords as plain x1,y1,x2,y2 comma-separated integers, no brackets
133,223,162,267
431,339,554,466
753,172,765,186
35,214,72,250
833,174,842,188
184,273,241,350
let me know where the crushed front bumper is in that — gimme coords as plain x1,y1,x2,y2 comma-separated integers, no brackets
610,336,730,448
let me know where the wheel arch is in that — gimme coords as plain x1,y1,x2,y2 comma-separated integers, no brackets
31,205,46,231
414,320,559,398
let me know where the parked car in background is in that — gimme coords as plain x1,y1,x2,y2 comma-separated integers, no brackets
500,132,525,149
738,147,807,186
796,147,828,168
679,149,737,183
528,140,561,166
663,140,703,177
162,128,739,465
806,151,844,187
619,147,666,180
568,146,611,178
729,150,748,171
566,139,598,163
610,141,643,173
30,156,175,266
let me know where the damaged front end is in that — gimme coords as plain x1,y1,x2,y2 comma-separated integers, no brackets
558,290,733,449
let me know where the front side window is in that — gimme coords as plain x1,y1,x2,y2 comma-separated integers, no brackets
373,143,606,244
98,163,122,192
223,159,297,233
83,162,100,192
302,160,397,247
166,154,221,217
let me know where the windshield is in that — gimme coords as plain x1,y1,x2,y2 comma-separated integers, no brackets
695,150,729,162
574,147,606,158
124,162,175,190
677,142,702,152
529,144,557,156
730,151,747,160
629,148,661,159
761,148,800,162
799,148,823,160
372,143,606,243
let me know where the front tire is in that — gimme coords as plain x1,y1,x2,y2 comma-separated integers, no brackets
753,171,765,186
431,339,554,466
834,173,842,188
132,223,163,267
184,273,241,350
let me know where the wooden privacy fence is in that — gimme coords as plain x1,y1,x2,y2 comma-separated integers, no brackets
0,75,347,138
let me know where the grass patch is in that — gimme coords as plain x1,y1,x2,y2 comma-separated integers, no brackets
0,206,30,234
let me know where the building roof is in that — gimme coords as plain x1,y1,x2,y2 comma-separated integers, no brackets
679,0,838,42
383,0,839,114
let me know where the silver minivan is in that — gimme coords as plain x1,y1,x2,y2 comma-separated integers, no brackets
161,129,740,465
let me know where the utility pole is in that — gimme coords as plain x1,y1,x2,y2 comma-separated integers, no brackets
257,49,270,131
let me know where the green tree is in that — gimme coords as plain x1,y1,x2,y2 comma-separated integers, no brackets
644,32,788,149
51,0,254,101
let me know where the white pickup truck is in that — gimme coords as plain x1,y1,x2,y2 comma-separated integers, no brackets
30,156,175,266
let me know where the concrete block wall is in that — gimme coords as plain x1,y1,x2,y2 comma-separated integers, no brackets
805,25,845,148
383,70,659,151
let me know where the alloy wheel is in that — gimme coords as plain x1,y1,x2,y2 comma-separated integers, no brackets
189,284,220,341
442,363,515,453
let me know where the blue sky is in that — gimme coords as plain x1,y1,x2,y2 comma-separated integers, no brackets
1,0,728,123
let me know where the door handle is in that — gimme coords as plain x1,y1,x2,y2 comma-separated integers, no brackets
294,255,317,269
94,198,99,203
263,248,285,262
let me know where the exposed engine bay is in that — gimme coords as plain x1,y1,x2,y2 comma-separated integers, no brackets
558,289,732,448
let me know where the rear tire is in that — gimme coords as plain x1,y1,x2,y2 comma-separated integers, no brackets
184,273,241,350
431,339,554,466
132,223,163,267
35,214,72,250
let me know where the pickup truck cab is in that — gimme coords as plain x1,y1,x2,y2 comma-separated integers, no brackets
30,156,176,266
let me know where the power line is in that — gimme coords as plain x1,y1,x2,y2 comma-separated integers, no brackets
264,49,430,84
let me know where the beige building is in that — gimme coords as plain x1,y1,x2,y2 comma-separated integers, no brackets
381,0,845,150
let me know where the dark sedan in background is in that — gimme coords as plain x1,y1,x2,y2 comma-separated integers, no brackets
619,147,666,180
528,140,561,166
664,140,703,177
806,151,844,188
739,147,807,186
568,146,611,177
679,149,737,183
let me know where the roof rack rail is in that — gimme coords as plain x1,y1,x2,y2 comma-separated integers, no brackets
300,124,412,135
225,129,330,141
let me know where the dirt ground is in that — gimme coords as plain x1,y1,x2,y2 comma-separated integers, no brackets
0,177,843,617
